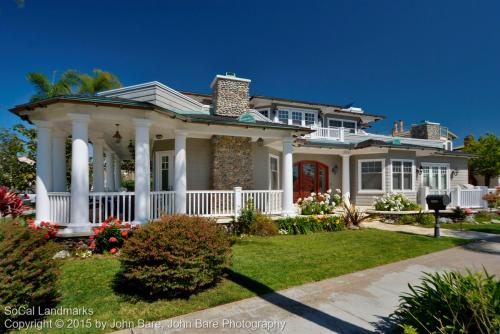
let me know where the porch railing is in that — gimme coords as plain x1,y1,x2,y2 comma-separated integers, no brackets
150,191,175,219
89,192,135,224
46,189,285,225
48,192,71,224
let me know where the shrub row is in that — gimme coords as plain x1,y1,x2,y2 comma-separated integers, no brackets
276,215,345,235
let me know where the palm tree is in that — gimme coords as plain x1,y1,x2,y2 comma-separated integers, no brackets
26,70,79,102
75,69,121,95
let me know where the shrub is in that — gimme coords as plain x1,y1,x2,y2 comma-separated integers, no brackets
482,192,499,209
475,211,494,223
342,199,370,227
393,270,500,334
0,222,61,330
296,189,342,215
118,215,231,298
90,216,132,253
395,212,435,225
250,215,278,236
0,186,27,218
234,200,258,235
451,206,467,222
276,215,345,235
373,193,420,212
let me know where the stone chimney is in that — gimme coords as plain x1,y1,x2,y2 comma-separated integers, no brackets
392,121,398,136
410,121,441,140
211,73,251,117
464,135,474,147
399,119,404,133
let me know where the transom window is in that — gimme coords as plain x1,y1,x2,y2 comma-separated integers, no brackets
328,119,357,133
421,163,449,190
391,160,414,191
359,159,384,192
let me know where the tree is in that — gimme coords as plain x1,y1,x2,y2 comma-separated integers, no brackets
0,124,36,191
74,69,121,95
464,133,500,186
26,70,79,101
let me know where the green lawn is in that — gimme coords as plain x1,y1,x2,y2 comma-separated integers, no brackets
22,229,469,334
423,222,500,234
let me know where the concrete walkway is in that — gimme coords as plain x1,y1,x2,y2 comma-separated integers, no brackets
113,240,500,334
365,220,500,241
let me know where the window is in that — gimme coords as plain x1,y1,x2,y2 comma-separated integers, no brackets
359,159,384,192
421,163,449,190
391,160,414,191
269,155,279,190
328,119,357,133
278,110,288,123
258,109,269,118
291,111,302,125
304,112,315,126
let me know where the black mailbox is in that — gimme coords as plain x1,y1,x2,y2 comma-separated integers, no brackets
426,194,450,238
426,194,450,211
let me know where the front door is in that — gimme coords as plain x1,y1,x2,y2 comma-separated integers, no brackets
155,151,174,191
293,160,329,202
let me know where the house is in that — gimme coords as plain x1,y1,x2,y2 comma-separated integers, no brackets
10,73,479,234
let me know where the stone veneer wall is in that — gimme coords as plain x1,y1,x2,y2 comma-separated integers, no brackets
212,78,250,116
410,124,441,140
211,135,253,190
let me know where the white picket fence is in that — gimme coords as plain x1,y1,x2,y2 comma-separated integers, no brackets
420,186,496,209
47,189,284,224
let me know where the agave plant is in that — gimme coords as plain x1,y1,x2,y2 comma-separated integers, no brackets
341,197,370,227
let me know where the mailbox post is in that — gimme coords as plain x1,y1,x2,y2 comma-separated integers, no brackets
426,194,450,238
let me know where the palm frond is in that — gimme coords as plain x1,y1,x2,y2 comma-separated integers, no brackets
76,74,95,95
26,72,52,101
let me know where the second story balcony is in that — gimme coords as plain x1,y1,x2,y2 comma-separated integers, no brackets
304,126,346,141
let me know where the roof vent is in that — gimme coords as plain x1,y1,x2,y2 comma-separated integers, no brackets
225,72,236,77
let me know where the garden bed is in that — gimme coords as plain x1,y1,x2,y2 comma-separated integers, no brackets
15,230,469,334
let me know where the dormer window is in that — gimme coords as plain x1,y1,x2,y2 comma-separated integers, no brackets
328,119,357,133
276,107,318,127
304,112,315,126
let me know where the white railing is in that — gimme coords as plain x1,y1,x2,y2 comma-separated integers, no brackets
242,190,283,214
421,186,492,209
150,191,175,219
187,190,235,217
89,192,135,224
48,192,71,224
306,127,344,141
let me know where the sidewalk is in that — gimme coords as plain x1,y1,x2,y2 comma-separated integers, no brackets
365,220,500,241
113,240,500,334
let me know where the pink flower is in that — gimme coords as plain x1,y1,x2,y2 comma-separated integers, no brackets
121,230,128,238
109,237,118,243
43,234,50,240
110,248,118,254
464,208,473,215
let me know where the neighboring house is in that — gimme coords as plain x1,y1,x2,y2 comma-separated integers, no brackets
9,73,478,234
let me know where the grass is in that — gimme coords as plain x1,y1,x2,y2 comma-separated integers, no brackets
21,229,469,334
420,222,500,234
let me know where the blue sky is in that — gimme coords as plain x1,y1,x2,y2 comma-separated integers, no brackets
1,0,498,143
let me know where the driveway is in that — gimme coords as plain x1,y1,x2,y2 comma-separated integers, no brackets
113,239,500,334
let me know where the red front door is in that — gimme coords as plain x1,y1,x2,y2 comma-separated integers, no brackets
293,161,330,202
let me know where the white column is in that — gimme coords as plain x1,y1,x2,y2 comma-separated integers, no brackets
34,121,52,223
174,130,187,214
134,119,151,223
282,137,295,216
105,150,115,191
341,153,351,199
69,113,90,230
52,132,67,192
92,139,105,192
114,156,121,191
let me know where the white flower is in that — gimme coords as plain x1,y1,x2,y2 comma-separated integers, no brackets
327,189,332,194
335,189,342,194
311,192,316,196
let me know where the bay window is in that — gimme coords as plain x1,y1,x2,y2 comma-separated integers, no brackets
391,160,414,191
359,159,385,192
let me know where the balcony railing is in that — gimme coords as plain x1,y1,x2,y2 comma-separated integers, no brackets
305,127,345,141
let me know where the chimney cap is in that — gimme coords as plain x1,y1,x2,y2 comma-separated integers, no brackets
210,73,251,88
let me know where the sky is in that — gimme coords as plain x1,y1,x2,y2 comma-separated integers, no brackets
0,0,499,143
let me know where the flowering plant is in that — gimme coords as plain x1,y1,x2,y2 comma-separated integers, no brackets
482,193,499,210
373,193,420,211
0,186,28,217
296,189,342,215
25,219,60,239
90,216,134,254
